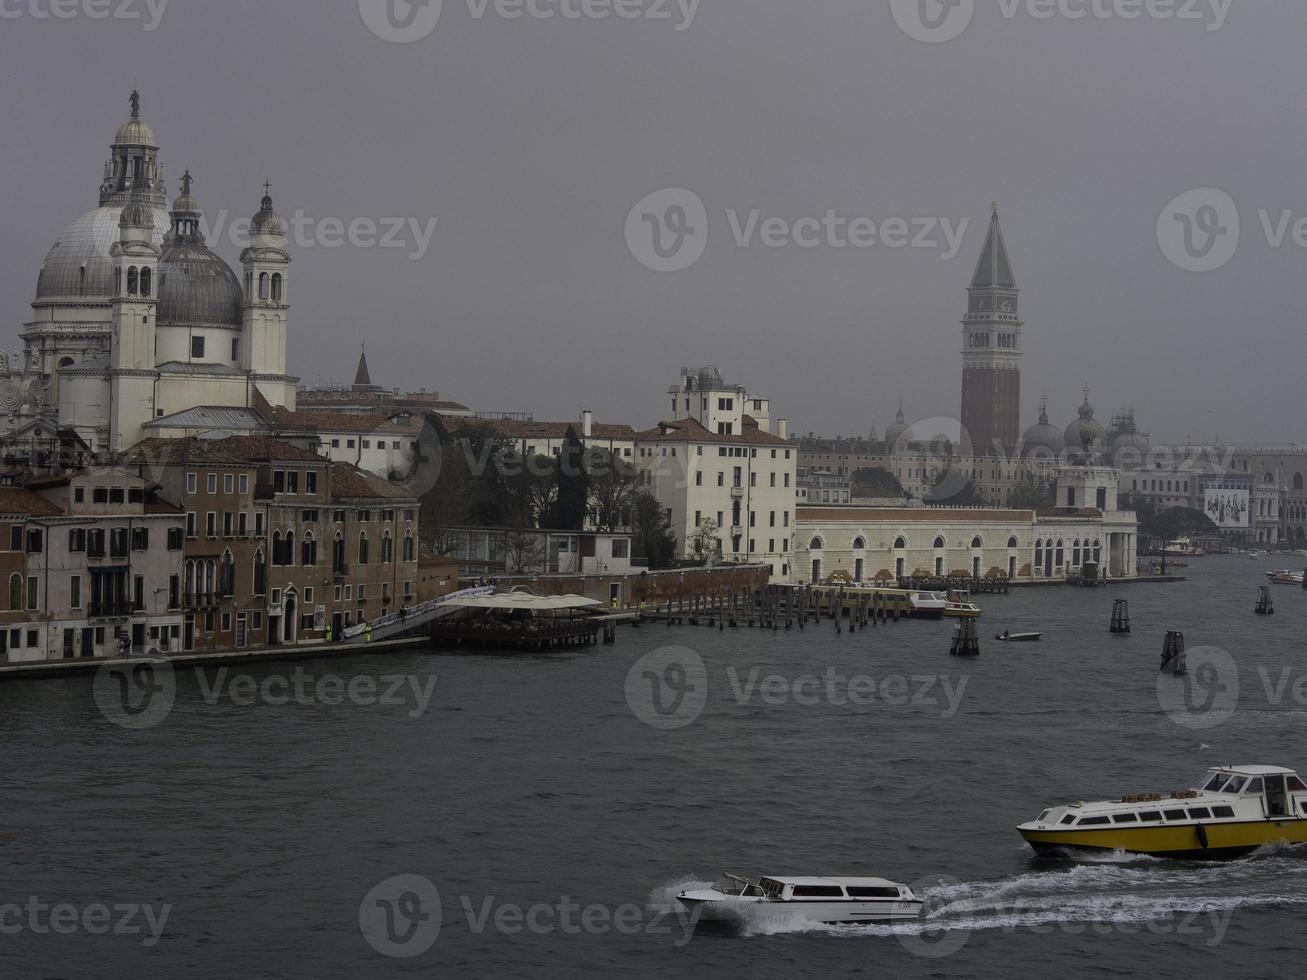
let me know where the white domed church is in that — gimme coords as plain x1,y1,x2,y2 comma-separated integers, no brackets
11,91,296,456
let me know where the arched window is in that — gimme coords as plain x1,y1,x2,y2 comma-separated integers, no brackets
894,537,907,550
1072,540,1081,567
1007,536,1019,549
139,267,151,296
127,266,139,295
221,552,235,597
58,356,75,371
206,559,216,597
1295,473,1304,492
302,533,317,567
271,531,282,566
403,531,415,563
285,531,295,567
1093,540,1102,563
8,573,21,611
258,272,269,300
271,273,283,302
934,536,945,549
381,531,393,564
333,531,346,574
358,532,369,566
1034,540,1043,566
970,536,983,549
808,536,823,551
1055,540,1065,567
852,536,866,550
253,549,267,596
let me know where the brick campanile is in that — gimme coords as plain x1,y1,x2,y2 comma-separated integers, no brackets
960,205,1022,456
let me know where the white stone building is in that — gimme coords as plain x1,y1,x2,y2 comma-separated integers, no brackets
637,367,796,579
10,91,297,458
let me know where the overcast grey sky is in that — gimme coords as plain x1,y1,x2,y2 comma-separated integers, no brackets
1,0,1303,444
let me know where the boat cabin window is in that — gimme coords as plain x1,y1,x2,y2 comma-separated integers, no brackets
1112,813,1139,824
1187,807,1211,820
1163,809,1187,821
1138,811,1163,823
1203,774,1227,792
1059,814,1077,825
1245,778,1264,794
1212,806,1235,818
846,886,900,898
1078,816,1110,826
791,886,845,899
1038,810,1051,822
1288,776,1307,792
759,878,785,899
1220,776,1247,794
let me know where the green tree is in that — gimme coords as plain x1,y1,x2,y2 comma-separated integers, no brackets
631,490,678,569
554,426,590,531
1009,474,1056,510
587,447,636,532
850,467,907,499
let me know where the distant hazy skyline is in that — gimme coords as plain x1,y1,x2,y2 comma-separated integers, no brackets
2,1,1305,445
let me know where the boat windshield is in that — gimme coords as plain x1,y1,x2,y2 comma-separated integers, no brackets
713,874,763,897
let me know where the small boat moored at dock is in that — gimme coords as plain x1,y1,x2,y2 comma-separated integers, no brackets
1017,765,1307,858
908,591,948,619
677,873,923,925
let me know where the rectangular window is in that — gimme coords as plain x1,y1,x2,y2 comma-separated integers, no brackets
331,439,340,449
224,474,234,494
109,487,124,504
93,487,108,504
186,473,197,494
131,527,149,551
239,512,248,536
305,472,317,495
128,487,143,504
133,576,145,612
231,338,239,362
110,528,129,558
25,529,42,554
191,335,205,359
239,474,249,494
362,440,371,450
74,486,85,503
287,471,299,494
1187,807,1212,820
223,512,233,537
7,525,19,551
255,512,265,536
169,575,179,610
69,528,86,552
70,576,81,610
273,470,285,494
26,576,37,611
185,513,196,538
206,512,216,537
207,474,217,494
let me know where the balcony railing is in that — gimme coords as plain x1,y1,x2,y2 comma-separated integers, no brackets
88,602,132,619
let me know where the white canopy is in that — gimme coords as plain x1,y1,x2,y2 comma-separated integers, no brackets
441,592,604,612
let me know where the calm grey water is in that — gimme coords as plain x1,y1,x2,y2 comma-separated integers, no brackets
3,555,1307,978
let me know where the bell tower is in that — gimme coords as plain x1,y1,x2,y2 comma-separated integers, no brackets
240,183,294,408
960,204,1023,456
109,184,161,450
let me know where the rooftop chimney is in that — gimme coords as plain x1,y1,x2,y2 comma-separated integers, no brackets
581,409,593,439
777,419,789,440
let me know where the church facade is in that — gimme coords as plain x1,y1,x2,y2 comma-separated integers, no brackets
9,91,297,459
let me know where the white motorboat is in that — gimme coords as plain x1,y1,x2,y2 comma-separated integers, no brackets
908,591,948,619
1266,569,1304,586
677,873,923,925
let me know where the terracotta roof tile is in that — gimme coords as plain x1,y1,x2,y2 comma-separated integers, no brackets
328,462,413,502
635,417,791,447
0,487,63,517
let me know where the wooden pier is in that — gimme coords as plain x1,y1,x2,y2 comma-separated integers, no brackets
637,584,919,633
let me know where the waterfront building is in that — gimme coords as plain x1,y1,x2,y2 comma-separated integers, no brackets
13,92,298,458
794,464,1137,585
797,470,852,505
637,367,795,579
0,467,185,662
436,526,635,580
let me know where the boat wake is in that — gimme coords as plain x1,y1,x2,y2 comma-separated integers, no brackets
659,846,1307,939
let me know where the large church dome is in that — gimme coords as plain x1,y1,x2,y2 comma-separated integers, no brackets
1020,399,1065,459
34,205,171,303
156,243,243,328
